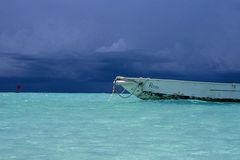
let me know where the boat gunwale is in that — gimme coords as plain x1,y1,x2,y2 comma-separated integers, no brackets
119,77,239,86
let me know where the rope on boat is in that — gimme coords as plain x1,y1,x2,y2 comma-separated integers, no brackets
114,83,140,99
112,78,142,99
108,77,149,100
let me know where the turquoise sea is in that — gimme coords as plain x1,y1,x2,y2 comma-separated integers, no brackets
1,93,240,160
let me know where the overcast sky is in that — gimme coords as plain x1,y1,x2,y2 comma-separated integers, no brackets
1,0,240,92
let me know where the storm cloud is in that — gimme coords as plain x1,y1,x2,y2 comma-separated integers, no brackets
0,0,240,92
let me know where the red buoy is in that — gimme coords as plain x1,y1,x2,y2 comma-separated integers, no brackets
16,84,22,92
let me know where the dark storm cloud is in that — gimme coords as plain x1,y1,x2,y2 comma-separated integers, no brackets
1,0,240,91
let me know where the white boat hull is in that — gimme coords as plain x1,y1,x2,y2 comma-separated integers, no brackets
114,76,240,102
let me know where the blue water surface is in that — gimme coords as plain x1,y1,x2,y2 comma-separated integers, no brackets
0,93,240,160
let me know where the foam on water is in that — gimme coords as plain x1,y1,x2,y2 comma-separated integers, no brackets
1,93,240,160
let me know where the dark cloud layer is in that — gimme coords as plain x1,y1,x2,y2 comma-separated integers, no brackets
0,0,240,92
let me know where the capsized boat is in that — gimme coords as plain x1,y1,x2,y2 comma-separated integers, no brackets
113,76,240,102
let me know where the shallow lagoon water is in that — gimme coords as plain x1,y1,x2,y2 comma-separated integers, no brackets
1,93,240,160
